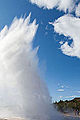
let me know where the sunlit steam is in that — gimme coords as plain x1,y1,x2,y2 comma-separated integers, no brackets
0,14,55,120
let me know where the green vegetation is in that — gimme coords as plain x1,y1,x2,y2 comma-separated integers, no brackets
53,98,80,115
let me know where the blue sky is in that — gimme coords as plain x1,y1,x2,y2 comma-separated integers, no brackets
0,0,80,101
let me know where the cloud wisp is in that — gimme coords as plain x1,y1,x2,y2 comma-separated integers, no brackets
57,89,64,92
77,91,80,93
65,95,80,99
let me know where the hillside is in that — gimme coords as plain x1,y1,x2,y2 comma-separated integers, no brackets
54,97,80,115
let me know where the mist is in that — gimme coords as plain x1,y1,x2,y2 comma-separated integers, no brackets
0,13,63,120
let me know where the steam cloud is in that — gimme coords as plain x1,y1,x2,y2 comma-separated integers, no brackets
0,13,55,120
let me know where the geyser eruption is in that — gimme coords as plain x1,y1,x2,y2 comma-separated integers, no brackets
0,14,54,120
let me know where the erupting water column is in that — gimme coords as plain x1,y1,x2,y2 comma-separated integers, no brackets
0,14,54,120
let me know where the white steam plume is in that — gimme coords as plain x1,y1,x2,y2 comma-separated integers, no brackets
0,13,55,120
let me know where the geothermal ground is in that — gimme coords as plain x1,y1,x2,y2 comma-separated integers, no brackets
0,116,80,120
0,118,25,120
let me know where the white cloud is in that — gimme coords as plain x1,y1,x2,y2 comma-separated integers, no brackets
57,89,64,92
59,96,63,98
29,0,75,13
75,3,80,17
52,14,80,58
0,14,54,119
77,91,80,93
61,85,64,88
65,95,79,99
